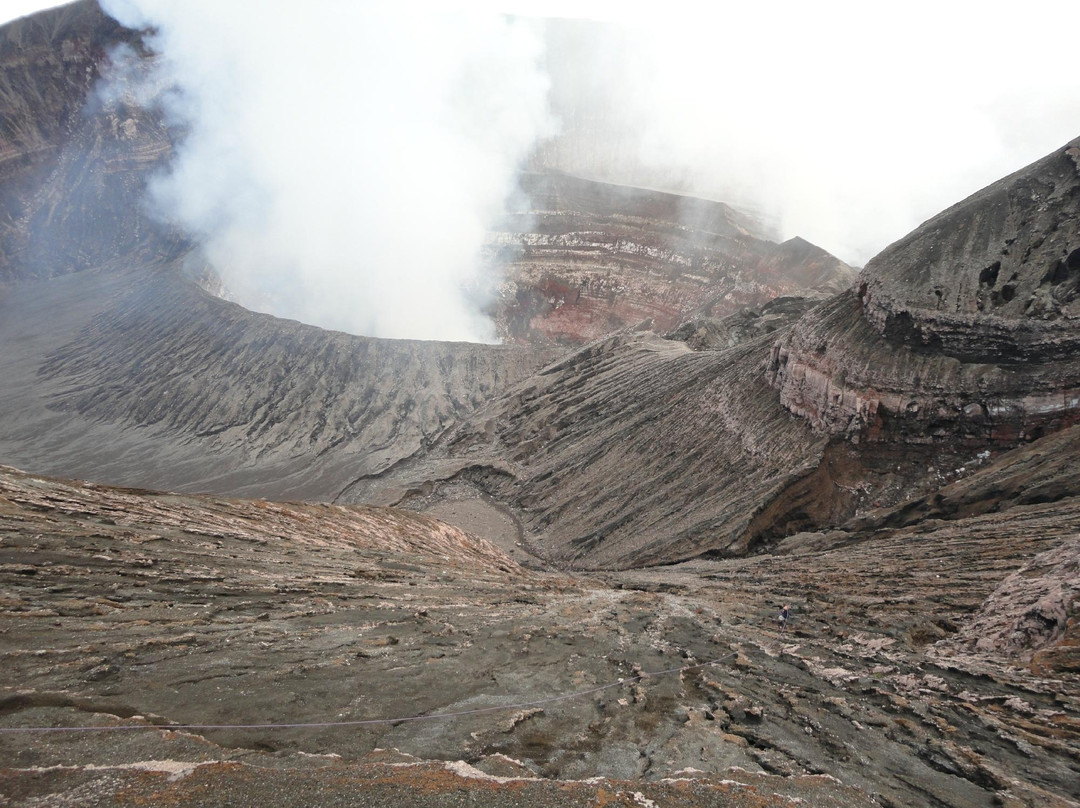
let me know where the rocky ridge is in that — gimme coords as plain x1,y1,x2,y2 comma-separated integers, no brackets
342,328,830,568
0,1,178,282
0,4,1078,806
768,138,1080,444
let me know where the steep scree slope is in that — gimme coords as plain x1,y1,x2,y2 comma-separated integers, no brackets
0,265,552,498
342,328,832,568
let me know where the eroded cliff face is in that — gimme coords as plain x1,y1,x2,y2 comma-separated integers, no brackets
490,173,855,346
768,137,1080,444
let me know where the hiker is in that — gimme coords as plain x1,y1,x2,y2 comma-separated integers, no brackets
778,604,790,632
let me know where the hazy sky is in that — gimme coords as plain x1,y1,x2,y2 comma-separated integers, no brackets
4,0,1079,340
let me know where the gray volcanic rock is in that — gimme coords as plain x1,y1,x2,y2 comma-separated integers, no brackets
844,423,1080,532
0,2,555,503
346,328,832,568
665,294,827,351
341,143,1080,569
768,137,1080,444
0,1,855,515
0,265,552,498
2,465,1078,807
0,5,1078,807
945,537,1079,670
861,142,1080,362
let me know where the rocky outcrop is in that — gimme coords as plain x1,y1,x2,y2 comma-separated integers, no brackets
666,294,827,352
0,2,853,516
944,538,1078,671
0,1,180,281
768,137,1080,444
490,172,855,346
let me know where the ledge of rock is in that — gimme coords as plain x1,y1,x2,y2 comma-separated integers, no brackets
768,137,1080,444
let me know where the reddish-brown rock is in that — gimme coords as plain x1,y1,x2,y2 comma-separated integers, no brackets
491,173,854,346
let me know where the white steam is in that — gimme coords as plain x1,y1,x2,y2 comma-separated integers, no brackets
101,0,553,342
536,3,1080,264
91,1,1080,341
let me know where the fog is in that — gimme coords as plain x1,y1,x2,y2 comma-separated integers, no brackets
534,3,1080,264
65,2,1080,339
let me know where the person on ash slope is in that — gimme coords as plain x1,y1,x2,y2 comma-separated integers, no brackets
778,604,790,633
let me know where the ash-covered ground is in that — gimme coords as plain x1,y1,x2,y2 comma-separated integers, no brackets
1,463,1077,807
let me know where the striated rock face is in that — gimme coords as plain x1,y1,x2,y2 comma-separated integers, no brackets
490,173,855,346
0,265,552,499
860,142,1080,361
345,328,835,568
0,1,180,282
768,137,1080,444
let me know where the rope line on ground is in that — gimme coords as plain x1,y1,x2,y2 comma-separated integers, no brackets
0,652,740,734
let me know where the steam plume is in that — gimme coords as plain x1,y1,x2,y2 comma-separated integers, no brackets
92,0,1080,340
100,0,553,342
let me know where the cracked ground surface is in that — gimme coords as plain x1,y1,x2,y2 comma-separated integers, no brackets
1,466,1077,807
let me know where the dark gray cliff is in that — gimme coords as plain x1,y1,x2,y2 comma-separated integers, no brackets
0,1,180,281
768,137,1080,444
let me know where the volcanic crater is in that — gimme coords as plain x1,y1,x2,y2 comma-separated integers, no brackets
0,4,1077,808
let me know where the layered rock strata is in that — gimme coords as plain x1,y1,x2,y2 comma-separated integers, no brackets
768,137,1080,444
489,172,855,345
